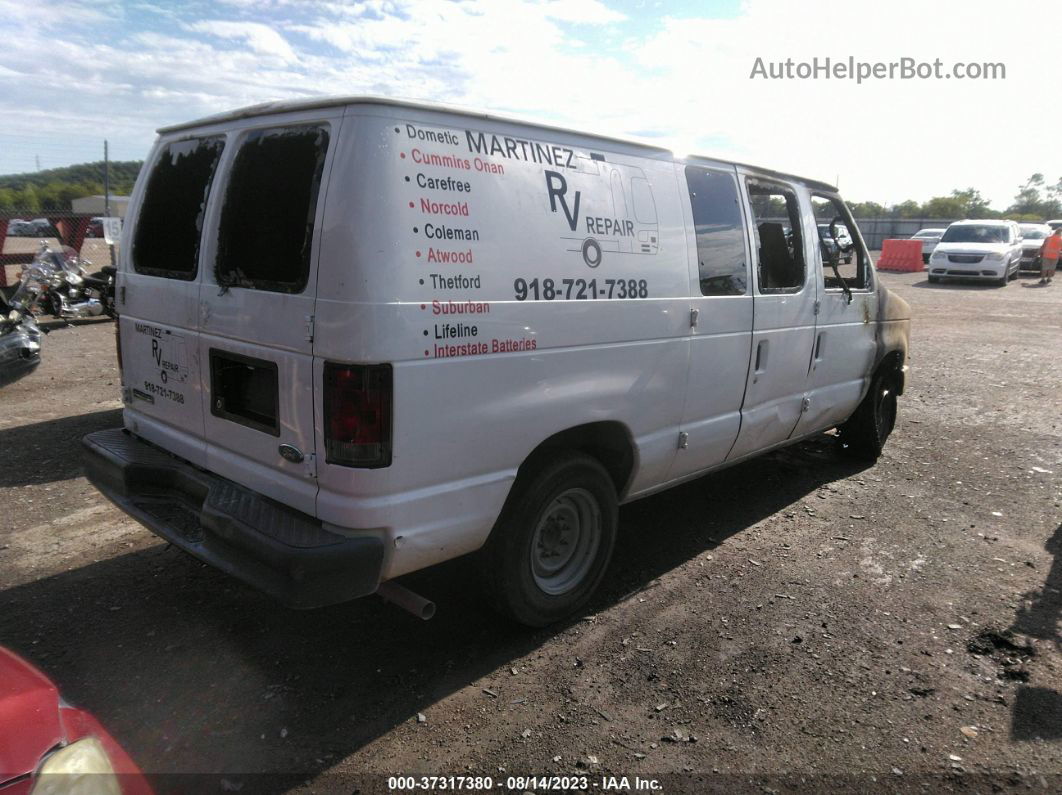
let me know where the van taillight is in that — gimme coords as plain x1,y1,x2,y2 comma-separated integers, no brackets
323,363,392,468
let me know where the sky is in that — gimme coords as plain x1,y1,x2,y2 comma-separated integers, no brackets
0,0,1057,209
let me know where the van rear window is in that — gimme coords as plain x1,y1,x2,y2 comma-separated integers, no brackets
132,137,225,280
215,126,330,294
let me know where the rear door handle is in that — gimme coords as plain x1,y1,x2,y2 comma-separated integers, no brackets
754,340,767,373
811,332,825,372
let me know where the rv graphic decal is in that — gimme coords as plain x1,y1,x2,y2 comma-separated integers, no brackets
544,161,660,268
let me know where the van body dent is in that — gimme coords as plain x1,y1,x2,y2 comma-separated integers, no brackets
82,97,910,625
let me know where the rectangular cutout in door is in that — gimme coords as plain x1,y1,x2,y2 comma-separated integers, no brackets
209,349,280,436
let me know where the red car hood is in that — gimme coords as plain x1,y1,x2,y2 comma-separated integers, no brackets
0,647,64,782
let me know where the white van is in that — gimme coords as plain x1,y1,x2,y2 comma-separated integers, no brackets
83,97,910,626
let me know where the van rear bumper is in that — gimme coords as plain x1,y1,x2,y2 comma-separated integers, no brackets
81,428,384,609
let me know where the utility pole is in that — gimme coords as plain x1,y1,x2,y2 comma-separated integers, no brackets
103,140,110,217
35,155,40,171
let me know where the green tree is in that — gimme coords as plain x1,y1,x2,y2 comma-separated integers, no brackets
18,184,40,213
1047,177,1062,206
923,194,964,218
891,200,922,218
847,201,886,218
921,188,997,219
38,181,65,211
953,188,995,218
1007,173,1059,218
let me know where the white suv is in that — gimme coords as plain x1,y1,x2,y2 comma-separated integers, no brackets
928,220,1023,286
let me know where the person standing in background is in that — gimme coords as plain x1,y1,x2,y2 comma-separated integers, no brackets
1039,227,1061,284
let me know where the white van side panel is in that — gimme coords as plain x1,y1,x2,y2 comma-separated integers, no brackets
797,288,877,435
665,161,754,483
313,108,693,578
119,139,210,468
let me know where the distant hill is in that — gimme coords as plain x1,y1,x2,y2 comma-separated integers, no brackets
0,161,142,192
0,161,143,213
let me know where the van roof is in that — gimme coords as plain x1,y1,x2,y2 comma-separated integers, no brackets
157,95,838,193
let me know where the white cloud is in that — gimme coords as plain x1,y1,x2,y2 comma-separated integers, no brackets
186,20,298,62
0,0,1056,208
0,0,112,26
538,0,626,24
620,0,1059,206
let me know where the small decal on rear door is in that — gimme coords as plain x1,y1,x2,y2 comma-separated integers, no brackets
133,322,189,403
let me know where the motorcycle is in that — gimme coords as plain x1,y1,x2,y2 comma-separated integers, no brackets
32,244,116,320
0,249,50,388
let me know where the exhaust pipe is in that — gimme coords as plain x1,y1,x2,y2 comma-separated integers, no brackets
376,581,435,620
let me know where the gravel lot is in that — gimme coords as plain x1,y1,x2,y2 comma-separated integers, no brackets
1,271,1060,793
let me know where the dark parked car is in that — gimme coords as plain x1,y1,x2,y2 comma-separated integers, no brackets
9,218,59,238
83,217,109,238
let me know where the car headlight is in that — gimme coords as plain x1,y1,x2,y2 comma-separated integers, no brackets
931,251,945,260
31,737,120,795
984,252,1003,261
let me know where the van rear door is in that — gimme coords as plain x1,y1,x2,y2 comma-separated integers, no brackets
120,135,226,467
195,114,339,517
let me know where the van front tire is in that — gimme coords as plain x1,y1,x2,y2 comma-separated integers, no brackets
839,370,897,460
482,452,617,627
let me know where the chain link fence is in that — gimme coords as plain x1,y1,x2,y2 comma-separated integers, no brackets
0,212,120,287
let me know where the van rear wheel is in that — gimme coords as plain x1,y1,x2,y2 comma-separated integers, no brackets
482,452,617,627
839,370,897,460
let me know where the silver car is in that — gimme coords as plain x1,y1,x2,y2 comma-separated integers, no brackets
911,228,946,264
1018,223,1052,272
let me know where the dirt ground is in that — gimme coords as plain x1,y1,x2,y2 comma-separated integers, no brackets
1,271,1060,794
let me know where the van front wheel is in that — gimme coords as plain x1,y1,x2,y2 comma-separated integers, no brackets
482,452,617,627
839,370,897,460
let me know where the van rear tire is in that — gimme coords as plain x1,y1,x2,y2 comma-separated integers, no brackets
481,452,617,627
839,370,897,461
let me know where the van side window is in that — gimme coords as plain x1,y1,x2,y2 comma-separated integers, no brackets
811,194,869,290
132,137,225,280
684,166,747,296
747,181,805,292
215,126,330,294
